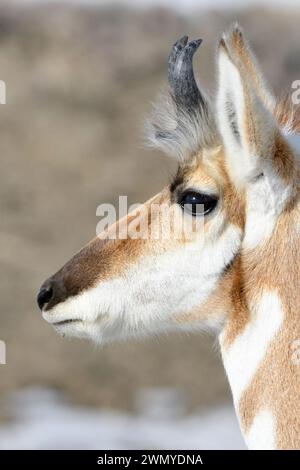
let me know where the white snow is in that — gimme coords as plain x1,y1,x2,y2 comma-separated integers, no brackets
0,387,245,450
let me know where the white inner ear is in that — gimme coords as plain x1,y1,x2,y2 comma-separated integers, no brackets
217,50,245,150
216,50,260,185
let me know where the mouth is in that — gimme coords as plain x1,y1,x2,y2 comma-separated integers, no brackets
52,319,82,327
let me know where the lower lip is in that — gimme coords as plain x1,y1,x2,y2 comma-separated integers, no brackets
52,319,82,327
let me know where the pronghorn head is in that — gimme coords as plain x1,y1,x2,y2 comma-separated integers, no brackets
37,25,299,348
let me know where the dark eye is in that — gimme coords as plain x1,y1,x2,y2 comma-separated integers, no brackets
178,191,218,216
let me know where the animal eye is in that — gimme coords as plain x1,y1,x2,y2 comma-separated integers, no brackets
178,191,218,216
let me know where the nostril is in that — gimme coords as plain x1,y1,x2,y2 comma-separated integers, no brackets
37,286,53,310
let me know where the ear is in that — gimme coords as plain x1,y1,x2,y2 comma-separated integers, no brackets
216,37,276,186
227,24,275,113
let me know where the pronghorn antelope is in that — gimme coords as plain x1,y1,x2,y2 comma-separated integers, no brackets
37,25,300,450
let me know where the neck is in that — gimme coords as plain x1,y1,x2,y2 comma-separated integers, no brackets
219,198,300,449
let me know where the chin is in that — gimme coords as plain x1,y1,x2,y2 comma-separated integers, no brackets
47,314,126,345
51,320,92,339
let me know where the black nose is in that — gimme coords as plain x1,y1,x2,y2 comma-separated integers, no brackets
37,286,53,310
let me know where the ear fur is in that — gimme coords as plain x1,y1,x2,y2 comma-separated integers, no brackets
227,24,275,113
146,92,217,162
216,32,276,186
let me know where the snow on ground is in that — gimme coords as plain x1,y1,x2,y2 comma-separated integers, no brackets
0,387,246,449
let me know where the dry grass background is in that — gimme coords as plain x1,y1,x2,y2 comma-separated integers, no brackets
0,2,300,417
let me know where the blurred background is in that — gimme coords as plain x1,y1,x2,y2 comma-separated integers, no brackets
0,0,299,450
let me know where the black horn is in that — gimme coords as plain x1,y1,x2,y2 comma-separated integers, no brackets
147,35,217,157
168,36,206,113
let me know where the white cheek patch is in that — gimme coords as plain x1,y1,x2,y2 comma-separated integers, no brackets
220,291,284,406
44,224,242,343
243,168,291,250
245,409,276,450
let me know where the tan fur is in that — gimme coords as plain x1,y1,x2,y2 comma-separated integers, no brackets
43,191,168,308
172,152,246,328
238,197,300,449
217,27,300,448
220,123,300,449
174,265,237,327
